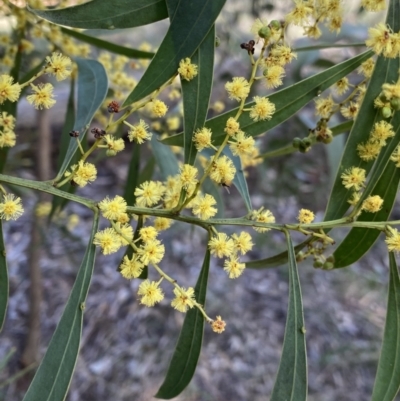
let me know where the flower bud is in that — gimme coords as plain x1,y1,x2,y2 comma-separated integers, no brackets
269,20,281,30
215,36,221,47
382,106,392,119
258,26,271,39
323,262,334,270
292,137,302,149
390,97,400,111
313,260,324,268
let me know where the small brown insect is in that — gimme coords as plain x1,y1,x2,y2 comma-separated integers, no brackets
240,40,255,55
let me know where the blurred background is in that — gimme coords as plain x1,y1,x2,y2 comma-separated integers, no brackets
0,1,395,400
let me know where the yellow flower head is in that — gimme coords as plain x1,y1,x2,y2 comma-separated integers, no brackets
178,58,198,81
361,195,383,213
361,0,387,11
264,65,285,89
120,255,144,279
209,155,236,186
224,257,245,279
0,75,21,104
0,112,16,130
134,180,165,207
139,226,158,242
171,287,196,312
65,160,97,187
0,130,16,148
315,95,335,118
285,0,313,25
251,207,275,233
125,119,152,144
365,23,394,57
103,134,125,156
0,194,24,221
44,52,72,81
193,127,212,151
340,101,359,119
229,131,255,157
334,78,350,96
151,99,168,118
211,315,226,334
98,195,127,221
358,58,375,78
385,226,400,253
341,167,366,191
154,217,172,231
232,231,254,255
191,193,217,220
208,232,235,258
137,279,164,307
180,164,198,189
137,239,165,265
224,117,240,136
225,77,250,102
297,208,315,224
357,140,382,162
93,227,122,255
26,83,56,110
249,96,275,122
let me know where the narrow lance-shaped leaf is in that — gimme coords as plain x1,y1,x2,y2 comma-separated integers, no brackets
161,51,373,147
324,0,399,222
56,58,108,180
22,212,99,401
0,221,8,332
28,0,168,29
182,25,215,165
61,27,154,59
151,135,179,180
371,252,400,401
123,0,226,106
270,231,307,401
50,78,76,219
222,147,252,212
156,249,210,399
246,238,312,269
332,113,400,268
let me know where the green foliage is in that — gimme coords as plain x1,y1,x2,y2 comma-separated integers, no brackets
1,0,400,400
22,214,99,401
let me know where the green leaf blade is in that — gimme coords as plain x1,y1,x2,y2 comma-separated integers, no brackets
0,221,8,332
156,249,210,399
161,51,373,147
270,232,307,401
28,0,168,29
182,25,215,165
324,0,400,222
61,27,154,59
22,213,99,401
56,58,108,180
333,148,400,268
151,135,179,180
123,0,225,106
371,253,400,401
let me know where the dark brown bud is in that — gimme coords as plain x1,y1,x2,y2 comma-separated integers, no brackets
69,130,80,137
91,127,106,139
107,100,120,113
